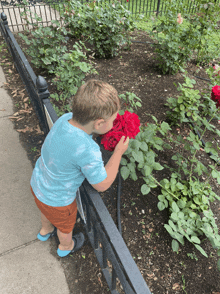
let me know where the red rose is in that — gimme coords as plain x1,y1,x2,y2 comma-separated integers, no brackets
101,131,125,152
122,111,140,139
211,85,220,108
100,111,140,151
112,113,124,132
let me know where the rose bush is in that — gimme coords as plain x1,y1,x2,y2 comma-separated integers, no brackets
211,85,220,108
100,111,140,151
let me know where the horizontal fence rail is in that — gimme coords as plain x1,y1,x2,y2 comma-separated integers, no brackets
0,11,152,294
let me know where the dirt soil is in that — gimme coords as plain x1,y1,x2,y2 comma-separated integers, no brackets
1,29,220,294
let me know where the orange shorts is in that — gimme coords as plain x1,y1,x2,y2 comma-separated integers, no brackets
30,186,77,234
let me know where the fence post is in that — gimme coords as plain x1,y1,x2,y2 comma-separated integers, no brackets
156,0,161,16
36,75,50,135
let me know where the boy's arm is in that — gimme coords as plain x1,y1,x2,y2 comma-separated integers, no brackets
91,136,129,192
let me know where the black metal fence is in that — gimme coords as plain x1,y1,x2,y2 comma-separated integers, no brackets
2,0,220,32
0,11,151,294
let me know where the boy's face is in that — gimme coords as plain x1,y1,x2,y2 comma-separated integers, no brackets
94,112,118,135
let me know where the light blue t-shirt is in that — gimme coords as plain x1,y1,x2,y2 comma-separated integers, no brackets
31,113,107,207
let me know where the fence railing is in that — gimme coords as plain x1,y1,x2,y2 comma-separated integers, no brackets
0,11,152,294
2,0,219,32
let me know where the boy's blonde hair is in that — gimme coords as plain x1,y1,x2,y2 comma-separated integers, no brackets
72,79,120,125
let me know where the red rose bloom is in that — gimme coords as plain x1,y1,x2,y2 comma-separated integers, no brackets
211,85,220,108
100,111,140,151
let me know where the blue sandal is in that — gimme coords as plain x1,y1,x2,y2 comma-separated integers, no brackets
37,228,57,241
57,232,85,257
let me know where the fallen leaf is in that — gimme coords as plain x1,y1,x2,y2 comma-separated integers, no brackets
19,92,25,99
17,126,34,133
172,283,181,290
11,89,17,95
23,97,29,102
8,116,19,120
17,117,24,122
35,125,43,134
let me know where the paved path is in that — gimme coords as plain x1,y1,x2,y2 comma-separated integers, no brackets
0,65,70,294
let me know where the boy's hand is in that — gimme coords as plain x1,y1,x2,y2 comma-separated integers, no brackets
114,136,129,155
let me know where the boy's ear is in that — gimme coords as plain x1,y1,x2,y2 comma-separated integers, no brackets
94,118,105,130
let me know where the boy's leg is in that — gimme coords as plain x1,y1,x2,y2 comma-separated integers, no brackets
40,212,54,235
57,229,74,251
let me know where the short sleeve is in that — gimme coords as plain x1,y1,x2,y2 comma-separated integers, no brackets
78,144,107,185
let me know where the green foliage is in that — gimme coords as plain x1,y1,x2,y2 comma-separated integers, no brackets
166,73,220,126
50,42,96,117
19,22,68,72
158,174,220,258
60,0,136,58
19,17,96,117
120,118,171,196
150,0,220,74
186,0,220,64
119,92,142,114
150,1,194,74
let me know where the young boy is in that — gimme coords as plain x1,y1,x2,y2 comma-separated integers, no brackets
30,79,129,257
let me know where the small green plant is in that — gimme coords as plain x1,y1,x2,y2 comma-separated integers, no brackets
182,275,187,294
187,252,198,261
30,147,37,153
119,92,142,114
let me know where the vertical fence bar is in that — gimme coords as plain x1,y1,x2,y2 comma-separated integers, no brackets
111,268,117,291
156,0,161,16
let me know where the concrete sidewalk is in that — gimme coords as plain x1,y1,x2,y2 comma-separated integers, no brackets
0,66,70,293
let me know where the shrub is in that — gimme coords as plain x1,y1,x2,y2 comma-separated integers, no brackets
19,21,68,73
60,0,136,58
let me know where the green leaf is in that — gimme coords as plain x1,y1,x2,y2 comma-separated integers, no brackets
153,162,164,171
217,249,220,257
160,121,171,134
212,169,219,178
217,259,220,272
158,202,165,211
171,212,179,221
191,236,201,244
144,166,152,176
140,142,148,152
120,166,130,180
177,199,186,209
141,184,150,195
120,157,127,165
194,244,208,257
168,220,177,231
164,224,174,237
172,202,180,213
130,171,138,181
132,150,144,163
172,239,179,253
